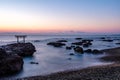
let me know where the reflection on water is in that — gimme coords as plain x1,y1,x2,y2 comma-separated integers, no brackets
0,35,120,79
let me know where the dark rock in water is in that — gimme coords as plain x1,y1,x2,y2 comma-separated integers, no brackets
47,42,66,47
67,58,72,60
88,42,92,45
75,38,82,40
33,40,41,42
2,43,36,57
72,42,83,45
84,49,92,53
83,42,92,47
0,48,8,59
92,49,102,54
83,43,89,47
74,46,84,54
71,45,75,48
0,48,23,76
56,40,67,42
116,43,120,45
66,46,72,50
69,53,74,55
82,39,93,43
30,61,39,64
102,40,113,42
100,37,105,39
0,43,35,76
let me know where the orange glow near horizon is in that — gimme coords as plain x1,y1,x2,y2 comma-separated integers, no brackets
0,0,120,33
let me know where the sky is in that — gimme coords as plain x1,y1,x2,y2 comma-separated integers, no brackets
0,0,120,33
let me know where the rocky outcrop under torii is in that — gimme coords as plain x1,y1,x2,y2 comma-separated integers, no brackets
2,43,36,57
0,42,36,76
0,48,23,76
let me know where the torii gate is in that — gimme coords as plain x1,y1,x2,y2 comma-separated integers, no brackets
15,35,27,43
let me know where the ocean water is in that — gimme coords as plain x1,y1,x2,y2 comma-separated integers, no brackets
0,35,120,79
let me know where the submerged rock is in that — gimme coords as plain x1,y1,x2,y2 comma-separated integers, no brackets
74,46,84,54
83,43,89,47
116,43,120,45
84,49,92,53
0,48,23,76
47,42,66,47
67,58,72,60
72,42,83,45
75,38,82,40
30,61,39,64
100,37,106,39
33,40,41,42
56,40,68,42
82,39,93,43
72,39,93,47
2,43,36,57
102,39,113,42
69,53,74,56
92,49,102,54
0,48,7,59
66,46,72,50
83,42,92,47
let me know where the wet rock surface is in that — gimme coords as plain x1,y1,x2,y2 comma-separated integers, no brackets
72,42,83,45
0,48,23,76
116,43,120,45
66,46,72,50
84,49,92,53
92,49,102,54
47,42,66,47
2,43,36,57
56,40,68,42
72,39,93,48
0,42,36,76
74,46,84,54
75,38,82,40
102,39,113,42
30,61,39,64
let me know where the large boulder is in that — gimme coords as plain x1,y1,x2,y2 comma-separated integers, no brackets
0,48,23,76
2,43,36,57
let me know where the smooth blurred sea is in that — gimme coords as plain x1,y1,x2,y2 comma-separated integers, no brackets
0,34,120,79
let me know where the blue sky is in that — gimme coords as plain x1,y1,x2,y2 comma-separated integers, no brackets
0,0,120,33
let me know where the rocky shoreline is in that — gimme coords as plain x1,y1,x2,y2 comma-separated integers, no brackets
0,43,36,76
18,47,120,80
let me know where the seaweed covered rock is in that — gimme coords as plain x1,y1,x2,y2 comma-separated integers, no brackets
2,43,36,57
0,48,23,76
